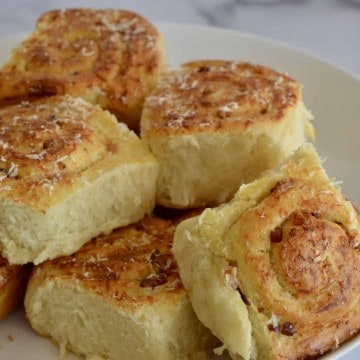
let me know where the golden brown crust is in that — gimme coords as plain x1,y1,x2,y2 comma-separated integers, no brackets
226,156,360,358
142,60,301,135
31,216,186,309
172,145,360,359
0,8,163,131
0,95,137,211
0,96,148,211
0,97,104,180
0,256,31,319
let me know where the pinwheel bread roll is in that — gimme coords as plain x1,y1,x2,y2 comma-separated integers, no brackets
141,60,314,209
0,8,163,131
0,256,31,320
25,216,218,360
0,95,158,265
173,143,360,360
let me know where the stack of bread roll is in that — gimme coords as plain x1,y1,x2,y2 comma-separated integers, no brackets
0,8,358,360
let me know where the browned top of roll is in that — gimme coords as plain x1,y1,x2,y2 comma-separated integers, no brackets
141,60,301,134
31,216,185,309
227,150,360,359
0,95,135,210
0,9,163,130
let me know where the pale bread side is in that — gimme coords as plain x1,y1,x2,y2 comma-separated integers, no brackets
25,216,218,360
141,60,314,208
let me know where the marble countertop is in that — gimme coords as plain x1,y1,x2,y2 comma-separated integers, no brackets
0,1,359,360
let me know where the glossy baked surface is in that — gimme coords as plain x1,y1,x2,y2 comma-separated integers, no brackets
0,9,163,130
0,95,152,211
32,216,184,305
142,60,313,135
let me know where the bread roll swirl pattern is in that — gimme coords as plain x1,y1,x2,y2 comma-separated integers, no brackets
173,144,360,359
270,209,356,312
142,60,314,133
0,96,120,209
141,60,314,208
0,9,163,130
230,177,360,352
0,97,106,180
